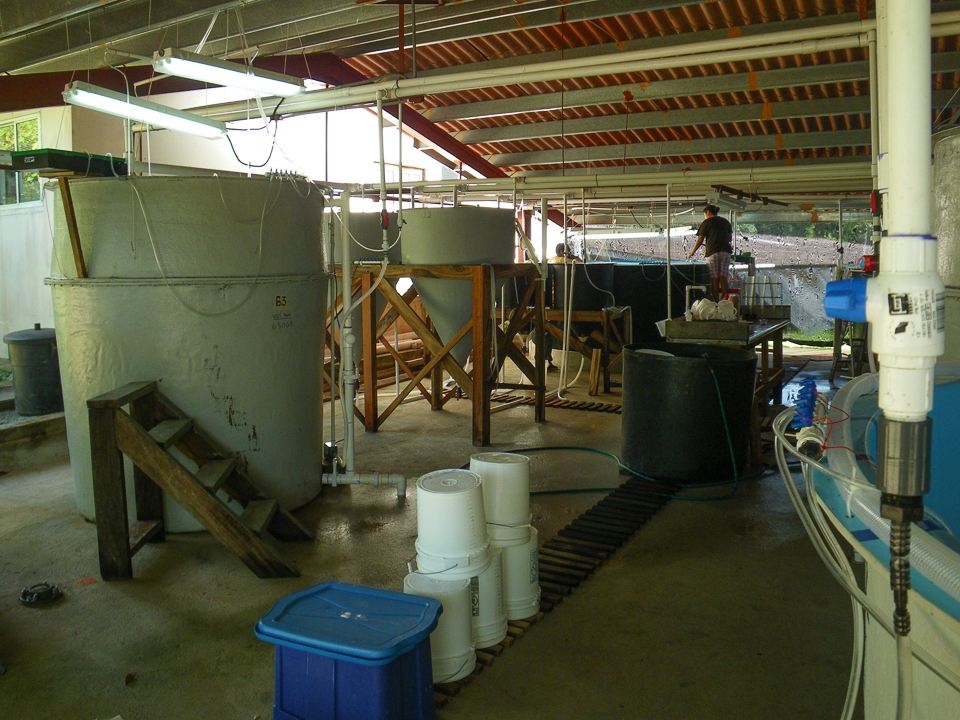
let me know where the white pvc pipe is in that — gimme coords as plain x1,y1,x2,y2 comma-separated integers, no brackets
666,184,672,319
868,29,880,189
885,3,932,237
869,0,943,422
196,13,960,126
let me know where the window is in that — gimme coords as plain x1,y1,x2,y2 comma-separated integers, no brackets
0,116,40,205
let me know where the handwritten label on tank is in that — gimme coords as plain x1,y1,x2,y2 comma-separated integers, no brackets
272,295,293,330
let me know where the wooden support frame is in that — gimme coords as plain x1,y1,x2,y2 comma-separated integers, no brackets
58,177,87,279
336,264,545,446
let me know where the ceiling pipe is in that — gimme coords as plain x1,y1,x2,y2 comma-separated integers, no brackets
191,12,960,123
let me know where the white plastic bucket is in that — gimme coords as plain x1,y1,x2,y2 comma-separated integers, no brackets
487,514,532,544
404,572,476,683
416,469,490,579
498,526,540,620
470,547,507,648
470,452,530,527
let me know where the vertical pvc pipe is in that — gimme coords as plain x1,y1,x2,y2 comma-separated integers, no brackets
340,189,356,475
541,198,549,285
868,29,880,192
665,184,672,319
885,3,931,237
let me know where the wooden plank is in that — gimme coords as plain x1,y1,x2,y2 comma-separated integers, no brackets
472,265,492,447
196,457,237,493
240,499,279,535
148,418,193,449
58,177,88,279
129,392,164,543
377,321,471,426
588,348,602,396
87,381,157,409
88,406,132,581
114,410,298,578
377,280,474,392
268,509,315,542
379,337,434,405
375,285,419,339
128,520,163,555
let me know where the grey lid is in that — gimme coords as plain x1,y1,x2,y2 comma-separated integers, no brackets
3,323,57,345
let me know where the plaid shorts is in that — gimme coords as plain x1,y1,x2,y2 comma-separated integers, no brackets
706,252,731,280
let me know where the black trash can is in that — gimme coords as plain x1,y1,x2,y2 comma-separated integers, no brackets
2,324,64,416
621,342,756,484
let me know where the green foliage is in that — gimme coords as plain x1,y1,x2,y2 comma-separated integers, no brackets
738,219,873,246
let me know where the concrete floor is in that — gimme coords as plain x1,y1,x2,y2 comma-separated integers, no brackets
0,349,862,720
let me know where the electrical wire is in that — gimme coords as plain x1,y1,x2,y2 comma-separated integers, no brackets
130,175,279,317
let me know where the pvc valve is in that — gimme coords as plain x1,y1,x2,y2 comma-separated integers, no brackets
824,277,868,322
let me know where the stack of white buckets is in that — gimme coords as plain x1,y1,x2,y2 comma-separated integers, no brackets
403,453,540,683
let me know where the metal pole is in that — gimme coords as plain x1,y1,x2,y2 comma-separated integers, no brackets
665,184,672,319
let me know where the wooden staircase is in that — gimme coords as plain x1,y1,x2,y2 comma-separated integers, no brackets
87,382,313,581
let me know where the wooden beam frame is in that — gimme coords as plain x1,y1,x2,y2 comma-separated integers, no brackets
346,264,545,446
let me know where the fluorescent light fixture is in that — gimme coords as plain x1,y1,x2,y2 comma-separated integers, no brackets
153,47,305,97
63,81,226,139
733,263,776,270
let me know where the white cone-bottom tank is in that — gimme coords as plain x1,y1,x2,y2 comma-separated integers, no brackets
47,176,327,531
401,207,515,367
403,572,476,683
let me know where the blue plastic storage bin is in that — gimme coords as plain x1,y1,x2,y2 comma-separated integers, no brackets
256,582,443,720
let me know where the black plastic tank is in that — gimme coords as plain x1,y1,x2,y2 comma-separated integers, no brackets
2,324,64,416
551,263,615,310
611,262,713,342
621,342,756,483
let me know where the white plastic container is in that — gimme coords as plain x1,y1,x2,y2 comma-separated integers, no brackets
415,469,490,579
497,526,540,620
470,453,531,544
403,572,476,683
470,547,507,648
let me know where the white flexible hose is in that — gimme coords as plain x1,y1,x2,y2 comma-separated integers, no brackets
824,374,960,606
773,408,960,696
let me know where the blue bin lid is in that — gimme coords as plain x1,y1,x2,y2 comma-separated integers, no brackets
255,582,442,666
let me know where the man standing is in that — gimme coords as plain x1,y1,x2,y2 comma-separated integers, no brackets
687,203,733,300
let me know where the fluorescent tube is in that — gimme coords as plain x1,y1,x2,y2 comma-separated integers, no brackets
63,81,226,139
153,48,305,97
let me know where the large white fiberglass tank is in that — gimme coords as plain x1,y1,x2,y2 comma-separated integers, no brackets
933,128,960,367
401,207,515,366
47,176,327,531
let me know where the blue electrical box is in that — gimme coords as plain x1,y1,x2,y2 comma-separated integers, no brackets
256,582,442,720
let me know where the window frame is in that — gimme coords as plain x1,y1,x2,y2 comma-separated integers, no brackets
0,113,42,209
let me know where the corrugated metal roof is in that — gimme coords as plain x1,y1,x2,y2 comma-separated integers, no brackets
337,1,958,179
1,0,956,183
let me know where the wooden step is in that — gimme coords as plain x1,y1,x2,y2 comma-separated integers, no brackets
148,418,193,449
240,499,279,536
196,458,237,493
128,520,163,554
269,508,315,541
